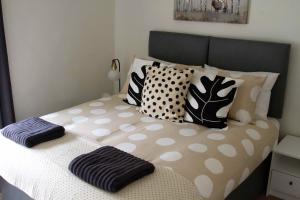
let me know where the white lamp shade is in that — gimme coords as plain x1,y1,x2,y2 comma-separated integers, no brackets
108,70,120,81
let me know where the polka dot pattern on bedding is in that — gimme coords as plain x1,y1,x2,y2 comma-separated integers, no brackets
40,95,279,200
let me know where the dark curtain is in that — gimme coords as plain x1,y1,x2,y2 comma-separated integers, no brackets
0,1,15,128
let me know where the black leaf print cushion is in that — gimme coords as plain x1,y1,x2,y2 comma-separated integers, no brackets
124,65,147,106
184,72,243,129
124,58,162,106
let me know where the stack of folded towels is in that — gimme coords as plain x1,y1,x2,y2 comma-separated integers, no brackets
1,117,65,148
2,117,154,192
69,146,155,192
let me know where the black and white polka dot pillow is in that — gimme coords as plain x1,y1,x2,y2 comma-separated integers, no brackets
140,66,194,123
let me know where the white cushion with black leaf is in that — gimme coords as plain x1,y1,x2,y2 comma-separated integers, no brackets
124,58,164,106
184,71,244,129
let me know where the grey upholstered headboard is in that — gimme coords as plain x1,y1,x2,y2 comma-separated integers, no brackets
149,31,291,118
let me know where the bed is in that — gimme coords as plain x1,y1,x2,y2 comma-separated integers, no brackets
0,31,290,200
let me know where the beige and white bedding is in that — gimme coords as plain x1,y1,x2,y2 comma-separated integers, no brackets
0,94,279,200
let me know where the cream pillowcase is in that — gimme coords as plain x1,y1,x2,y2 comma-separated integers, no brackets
204,65,267,123
205,65,279,121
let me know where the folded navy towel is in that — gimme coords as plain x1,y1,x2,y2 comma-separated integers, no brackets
69,146,155,193
2,117,65,148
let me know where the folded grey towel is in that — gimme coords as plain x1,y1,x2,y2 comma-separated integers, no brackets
69,146,155,193
2,117,65,147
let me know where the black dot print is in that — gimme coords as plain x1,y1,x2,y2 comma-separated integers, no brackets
140,66,193,123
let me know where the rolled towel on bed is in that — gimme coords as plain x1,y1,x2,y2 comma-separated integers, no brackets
1,117,65,148
69,146,155,193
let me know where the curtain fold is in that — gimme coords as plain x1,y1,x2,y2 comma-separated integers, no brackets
0,1,15,127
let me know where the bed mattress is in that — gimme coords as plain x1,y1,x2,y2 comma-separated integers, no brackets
0,94,279,200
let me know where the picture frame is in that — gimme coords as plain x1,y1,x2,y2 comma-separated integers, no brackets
174,0,249,24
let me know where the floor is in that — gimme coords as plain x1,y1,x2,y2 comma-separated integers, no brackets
0,194,280,200
0,193,281,200
258,196,281,200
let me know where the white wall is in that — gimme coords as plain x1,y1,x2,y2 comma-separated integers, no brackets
2,0,115,120
2,0,299,136
115,0,300,136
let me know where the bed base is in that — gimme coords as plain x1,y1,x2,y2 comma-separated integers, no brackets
226,154,272,200
0,154,271,200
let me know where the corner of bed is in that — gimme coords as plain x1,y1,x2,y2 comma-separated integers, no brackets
149,30,290,200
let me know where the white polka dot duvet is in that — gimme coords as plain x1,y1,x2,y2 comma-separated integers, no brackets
0,95,279,200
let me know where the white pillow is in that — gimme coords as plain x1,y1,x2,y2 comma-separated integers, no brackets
251,72,279,119
127,57,171,76
125,57,171,106
121,56,202,94
204,65,279,119
128,56,202,75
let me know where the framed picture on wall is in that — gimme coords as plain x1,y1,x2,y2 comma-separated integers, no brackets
174,0,249,24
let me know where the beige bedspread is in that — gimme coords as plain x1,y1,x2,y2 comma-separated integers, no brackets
0,94,279,200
